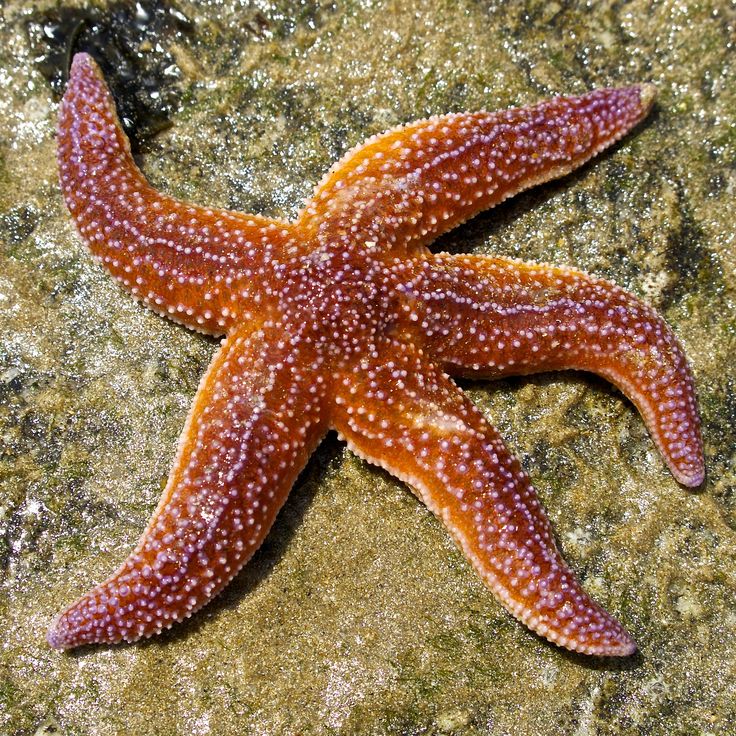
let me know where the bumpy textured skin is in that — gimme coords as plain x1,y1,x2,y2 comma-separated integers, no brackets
49,53,704,656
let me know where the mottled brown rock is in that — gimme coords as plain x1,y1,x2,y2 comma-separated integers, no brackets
1,0,734,734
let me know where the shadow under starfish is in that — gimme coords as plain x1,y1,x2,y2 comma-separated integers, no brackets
48,53,704,657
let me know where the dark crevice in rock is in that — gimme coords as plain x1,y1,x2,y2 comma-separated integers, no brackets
26,1,195,149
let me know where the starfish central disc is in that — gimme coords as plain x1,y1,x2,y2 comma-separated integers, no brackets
48,53,704,657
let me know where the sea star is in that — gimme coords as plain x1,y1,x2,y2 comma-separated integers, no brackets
48,53,704,656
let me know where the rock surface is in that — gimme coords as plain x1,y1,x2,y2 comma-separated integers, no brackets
1,0,734,734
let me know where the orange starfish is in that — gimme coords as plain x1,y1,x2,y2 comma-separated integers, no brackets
48,53,704,656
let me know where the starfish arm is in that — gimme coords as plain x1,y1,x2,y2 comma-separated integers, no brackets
299,85,655,253
396,253,704,487
47,324,327,649
331,339,636,657
58,53,297,336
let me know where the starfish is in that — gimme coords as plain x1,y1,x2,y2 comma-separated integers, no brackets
48,53,704,656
